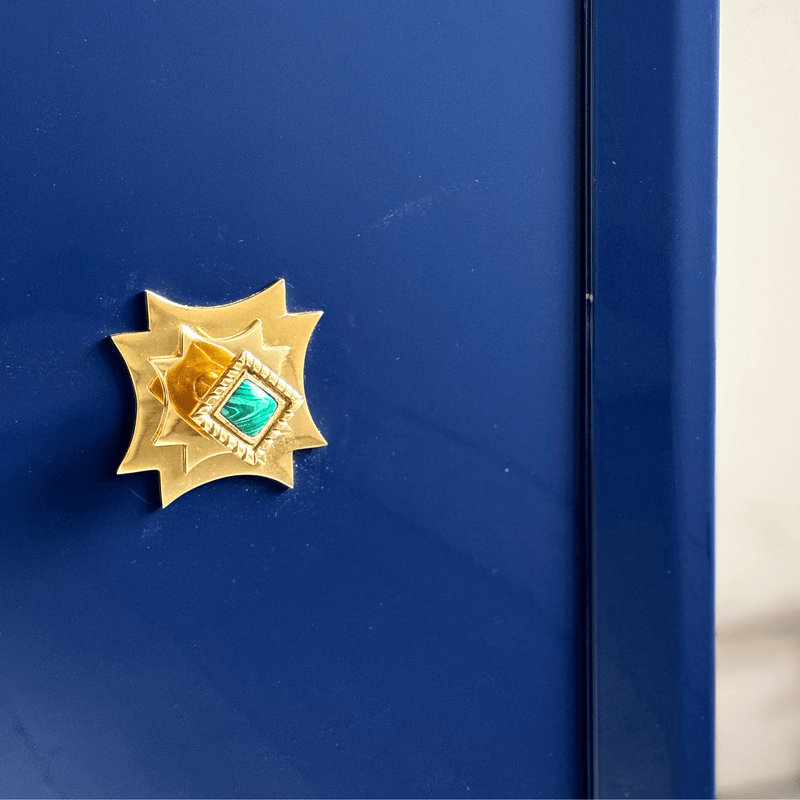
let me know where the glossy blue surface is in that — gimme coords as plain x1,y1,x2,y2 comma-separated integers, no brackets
590,0,717,796
0,2,584,797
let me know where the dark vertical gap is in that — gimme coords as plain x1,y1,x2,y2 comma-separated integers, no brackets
578,0,595,797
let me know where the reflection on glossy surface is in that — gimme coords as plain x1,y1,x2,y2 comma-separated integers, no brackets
161,340,234,430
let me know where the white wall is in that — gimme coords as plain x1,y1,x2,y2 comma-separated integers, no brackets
717,0,800,795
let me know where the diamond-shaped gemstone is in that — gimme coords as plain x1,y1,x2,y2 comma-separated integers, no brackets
219,379,278,438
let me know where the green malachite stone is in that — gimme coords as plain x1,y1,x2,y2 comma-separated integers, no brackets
220,379,278,438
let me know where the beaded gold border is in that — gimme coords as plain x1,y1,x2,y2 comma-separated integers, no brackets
190,350,303,466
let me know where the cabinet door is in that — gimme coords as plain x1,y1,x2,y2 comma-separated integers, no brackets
0,2,585,797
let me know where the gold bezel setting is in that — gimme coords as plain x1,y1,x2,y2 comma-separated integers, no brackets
191,350,304,466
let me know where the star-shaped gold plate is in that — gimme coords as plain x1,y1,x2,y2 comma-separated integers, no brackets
111,280,326,506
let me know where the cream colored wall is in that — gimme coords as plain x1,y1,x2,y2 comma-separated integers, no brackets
717,0,800,796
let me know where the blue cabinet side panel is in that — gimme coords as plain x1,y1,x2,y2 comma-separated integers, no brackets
0,2,584,797
591,0,717,797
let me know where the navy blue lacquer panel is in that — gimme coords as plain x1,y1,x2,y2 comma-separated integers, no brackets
591,0,717,797
0,2,583,797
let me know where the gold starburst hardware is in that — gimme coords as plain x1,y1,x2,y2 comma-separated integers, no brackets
111,280,326,506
